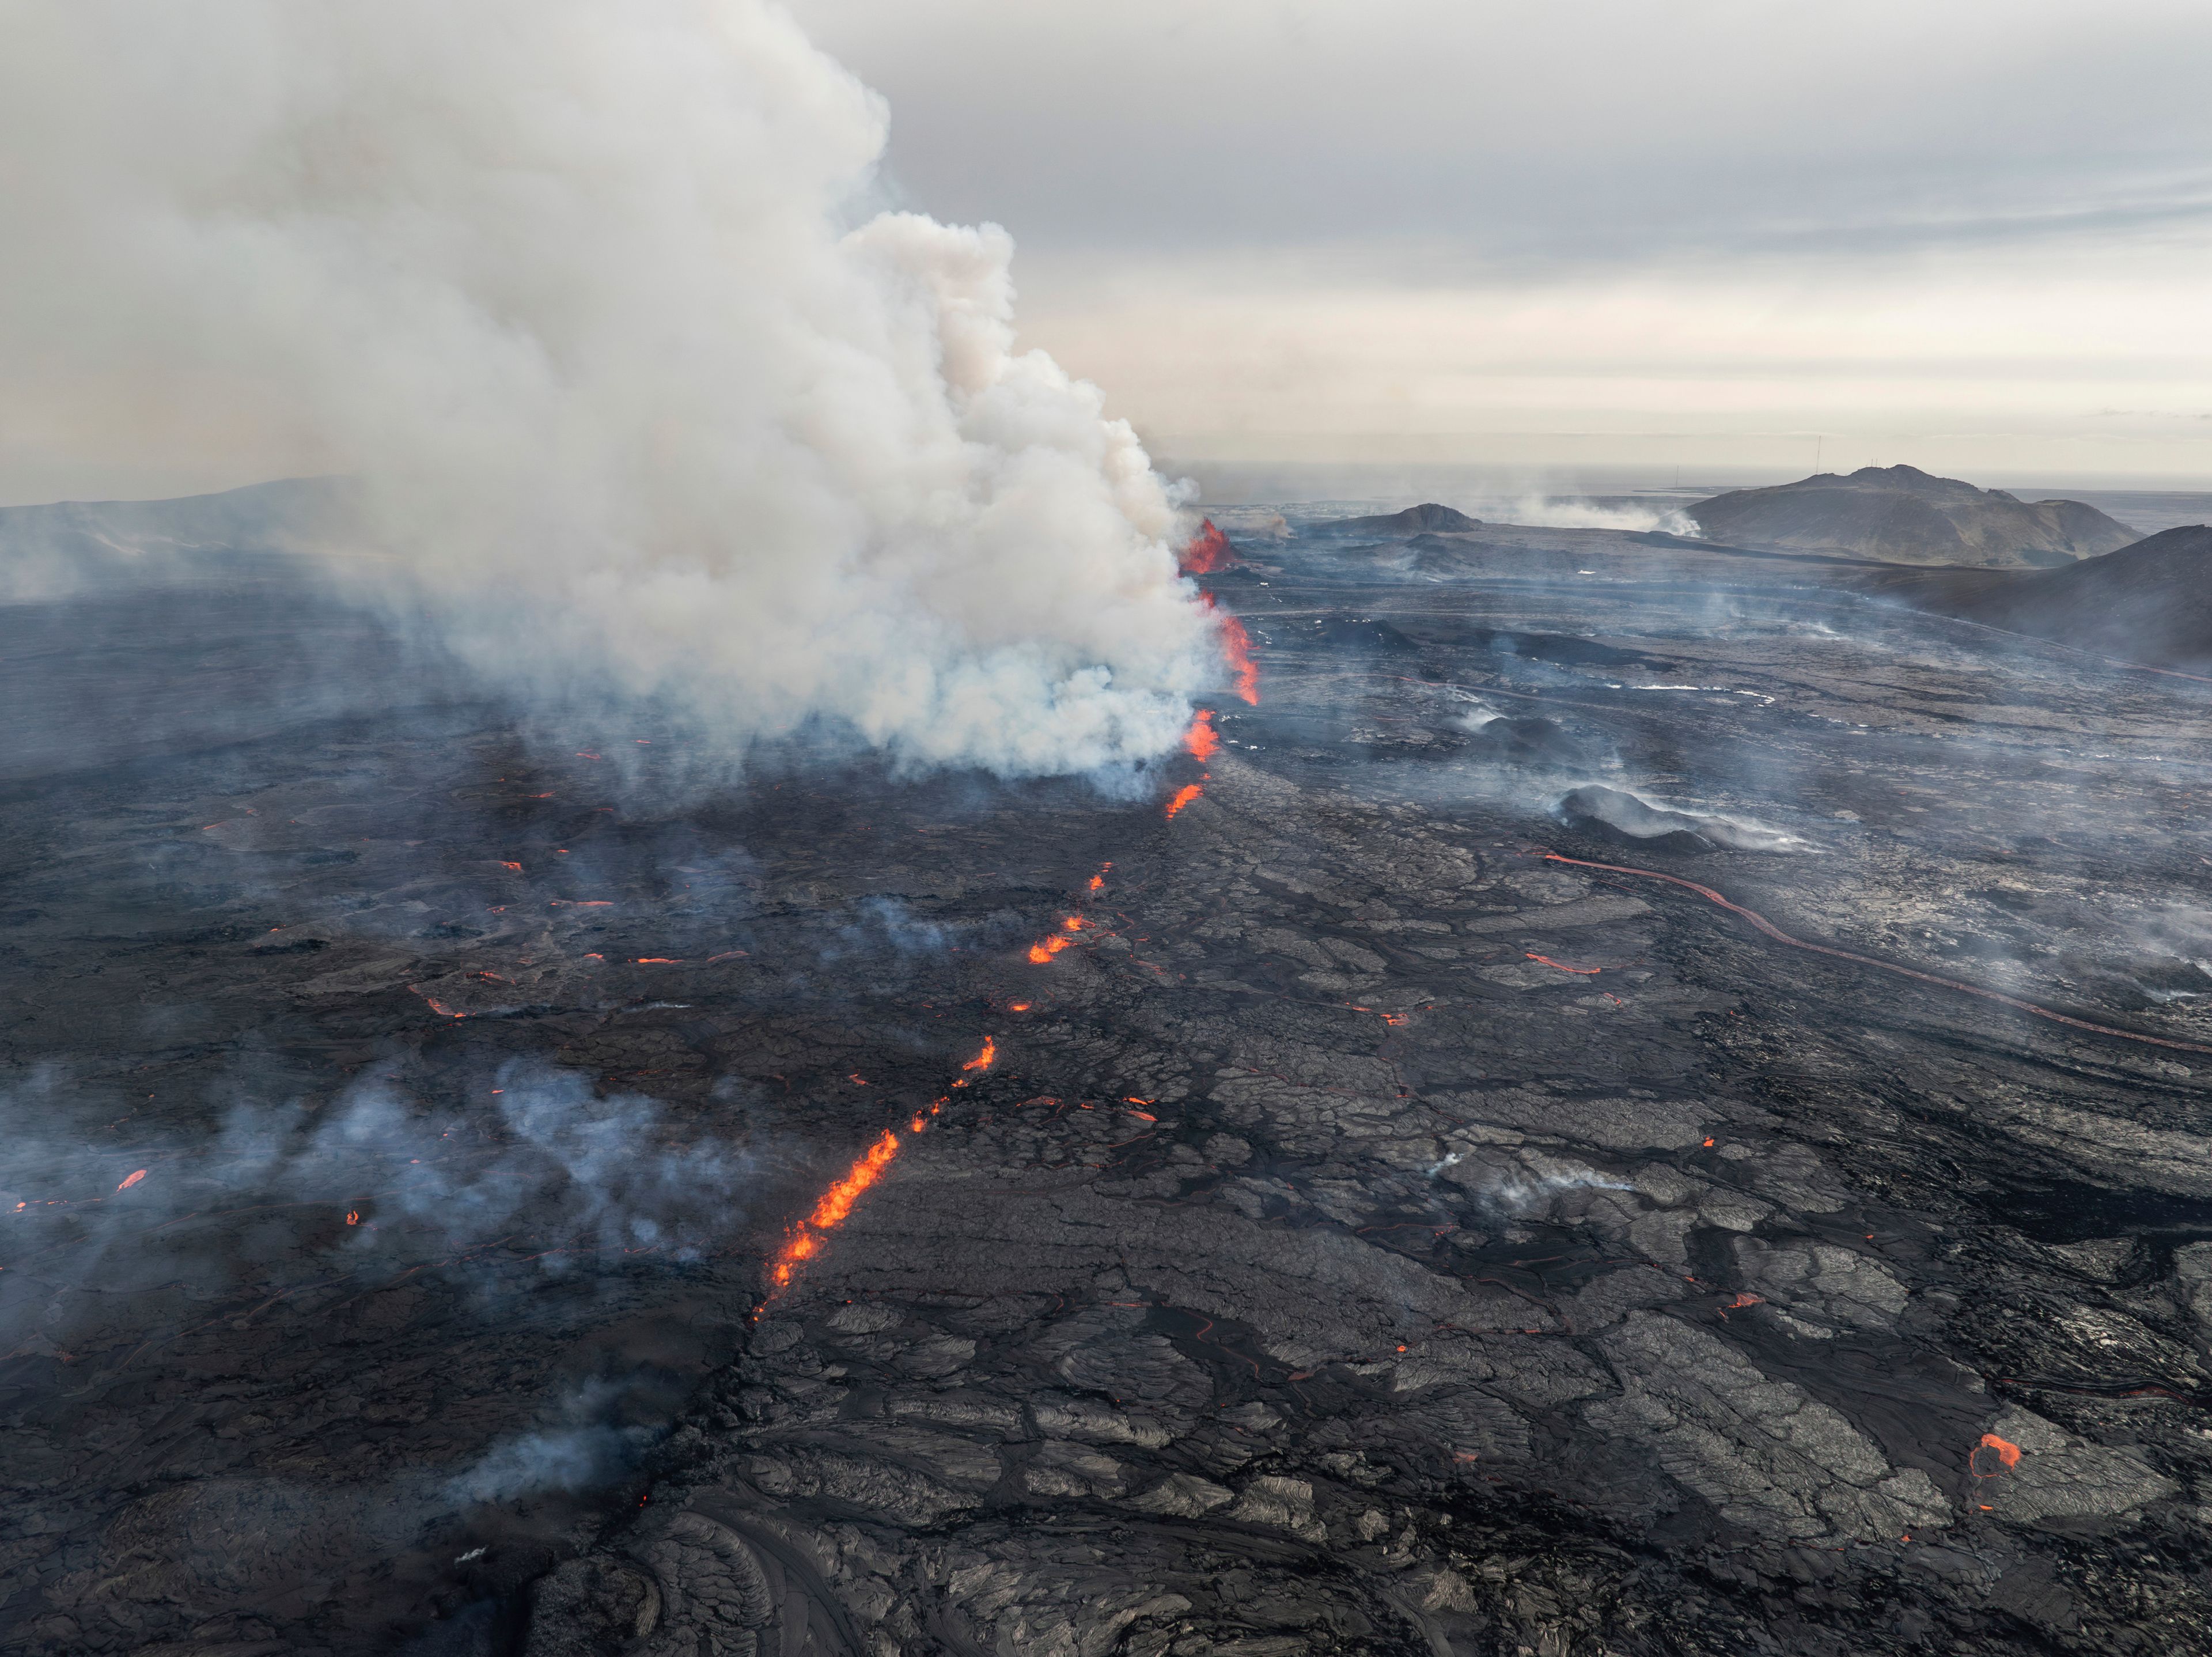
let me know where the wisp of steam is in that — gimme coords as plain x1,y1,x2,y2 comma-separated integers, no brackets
0,1,1218,775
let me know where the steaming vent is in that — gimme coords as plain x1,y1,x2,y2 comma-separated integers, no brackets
1554,784,1805,853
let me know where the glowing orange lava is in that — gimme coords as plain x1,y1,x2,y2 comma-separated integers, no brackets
1178,519,1236,576
346,1209,360,1225
409,986,465,1019
1184,709,1221,762
1088,875,1104,892
1165,783,1204,820
1526,952,1601,975
1216,613,1260,705
1971,1432,2022,1475
118,1169,147,1191
1029,935,1074,964
769,1128,902,1289
961,1036,997,1072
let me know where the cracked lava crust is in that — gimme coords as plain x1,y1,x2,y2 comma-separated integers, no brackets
6,523,2212,1657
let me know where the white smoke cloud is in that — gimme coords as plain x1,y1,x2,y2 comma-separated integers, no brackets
0,1,1218,775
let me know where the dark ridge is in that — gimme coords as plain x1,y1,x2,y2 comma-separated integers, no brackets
1686,464,2138,568
1874,524,2212,667
1320,501,1482,536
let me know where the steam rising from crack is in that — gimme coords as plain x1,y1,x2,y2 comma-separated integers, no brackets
0,1058,759,1357
0,1,1217,776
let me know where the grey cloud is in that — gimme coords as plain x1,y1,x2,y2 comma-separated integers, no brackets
796,0,2212,267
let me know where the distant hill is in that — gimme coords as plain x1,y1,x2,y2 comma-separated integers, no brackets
1321,502,1482,536
1878,524,2212,667
0,477,347,600
1685,465,2137,568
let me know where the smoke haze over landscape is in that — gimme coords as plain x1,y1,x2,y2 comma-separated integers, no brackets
9,7,2212,1656
0,0,1217,777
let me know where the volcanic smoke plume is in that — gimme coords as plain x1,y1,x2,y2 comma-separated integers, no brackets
0,0,1217,775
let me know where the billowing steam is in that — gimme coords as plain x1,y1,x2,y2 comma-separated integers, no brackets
0,1,1217,775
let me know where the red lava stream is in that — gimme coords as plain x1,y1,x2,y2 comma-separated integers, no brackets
1541,850,2212,1056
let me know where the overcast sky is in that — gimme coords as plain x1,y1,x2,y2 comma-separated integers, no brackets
794,0,2212,486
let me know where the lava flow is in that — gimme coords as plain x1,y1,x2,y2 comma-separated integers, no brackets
1184,709,1221,762
1527,952,1601,975
1165,784,1204,820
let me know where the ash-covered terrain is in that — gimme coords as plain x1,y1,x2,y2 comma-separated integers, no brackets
7,510,2212,1657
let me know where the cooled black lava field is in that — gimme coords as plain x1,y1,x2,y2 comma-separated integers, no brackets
7,519,2212,1656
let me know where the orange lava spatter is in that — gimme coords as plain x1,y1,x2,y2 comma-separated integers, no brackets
1184,709,1221,762
1972,1432,2023,1474
1165,783,1204,820
1177,519,1236,576
1216,613,1260,705
764,1056,975,1294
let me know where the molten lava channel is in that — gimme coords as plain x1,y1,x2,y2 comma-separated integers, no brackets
766,1035,993,1293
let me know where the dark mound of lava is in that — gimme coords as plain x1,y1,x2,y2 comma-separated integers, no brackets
1686,464,2136,568
1464,714,1593,769
1321,501,1482,536
1555,784,1801,854
1880,525,2212,668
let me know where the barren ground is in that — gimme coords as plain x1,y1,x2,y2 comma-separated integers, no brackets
5,522,2212,1656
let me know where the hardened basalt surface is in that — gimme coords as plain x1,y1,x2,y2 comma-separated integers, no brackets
4,524,2212,1655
